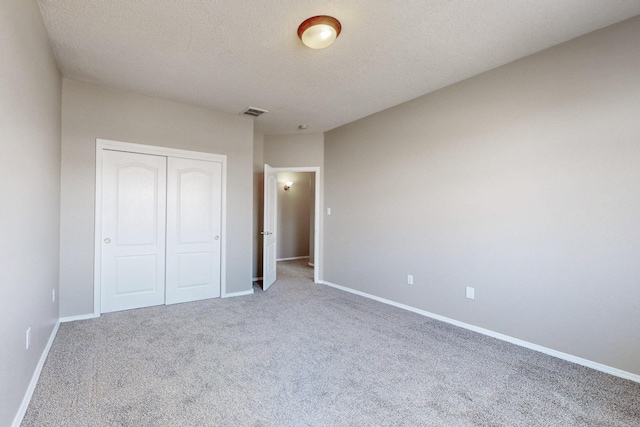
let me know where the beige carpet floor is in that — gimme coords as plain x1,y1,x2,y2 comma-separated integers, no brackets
22,259,640,426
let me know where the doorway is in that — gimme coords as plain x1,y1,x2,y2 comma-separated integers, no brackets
262,166,321,288
276,171,315,266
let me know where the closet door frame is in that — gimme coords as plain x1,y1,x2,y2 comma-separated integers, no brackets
94,139,227,317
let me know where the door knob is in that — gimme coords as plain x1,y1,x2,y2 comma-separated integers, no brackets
261,231,272,236
215,235,219,240
104,238,111,244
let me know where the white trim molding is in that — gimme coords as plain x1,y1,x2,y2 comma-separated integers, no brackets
277,256,309,262
12,320,60,427
222,289,254,298
60,313,99,323
319,280,640,384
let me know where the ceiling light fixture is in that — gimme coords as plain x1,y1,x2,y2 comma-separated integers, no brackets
297,15,341,49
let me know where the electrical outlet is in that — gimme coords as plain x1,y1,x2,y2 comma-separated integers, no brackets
327,207,332,215
26,327,31,350
466,287,475,300
407,275,414,285
52,289,56,302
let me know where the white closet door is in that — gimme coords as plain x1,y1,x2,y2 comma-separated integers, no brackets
101,150,167,313
166,157,222,304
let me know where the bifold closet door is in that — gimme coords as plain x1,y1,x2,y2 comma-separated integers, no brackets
165,157,222,304
101,150,167,313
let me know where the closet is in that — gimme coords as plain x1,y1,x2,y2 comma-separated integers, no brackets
97,142,224,313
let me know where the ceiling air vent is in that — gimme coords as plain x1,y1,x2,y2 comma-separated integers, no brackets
239,107,269,117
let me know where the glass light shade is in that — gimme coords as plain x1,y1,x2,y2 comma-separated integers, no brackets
298,16,341,49
301,24,337,49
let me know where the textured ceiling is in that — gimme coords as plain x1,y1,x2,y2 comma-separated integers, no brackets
37,1,640,135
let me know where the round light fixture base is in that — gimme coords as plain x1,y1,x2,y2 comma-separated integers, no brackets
298,15,341,49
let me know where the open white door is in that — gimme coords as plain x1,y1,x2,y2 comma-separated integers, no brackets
262,164,278,290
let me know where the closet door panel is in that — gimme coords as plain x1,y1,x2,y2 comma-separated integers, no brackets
101,150,167,313
166,157,222,304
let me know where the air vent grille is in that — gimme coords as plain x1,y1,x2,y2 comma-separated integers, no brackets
239,107,269,117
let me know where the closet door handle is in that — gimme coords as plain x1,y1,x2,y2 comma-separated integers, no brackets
104,238,111,244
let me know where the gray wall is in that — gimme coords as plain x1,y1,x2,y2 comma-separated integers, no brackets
258,133,324,278
60,79,254,317
264,133,324,168
0,0,61,424
324,17,640,375
277,172,312,260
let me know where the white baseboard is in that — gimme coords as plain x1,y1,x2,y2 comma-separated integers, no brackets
222,289,254,298
308,262,315,267
276,256,309,262
60,313,99,323
252,277,263,282
12,320,60,427
319,280,640,384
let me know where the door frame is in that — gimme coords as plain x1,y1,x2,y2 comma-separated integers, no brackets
94,138,228,317
267,166,321,284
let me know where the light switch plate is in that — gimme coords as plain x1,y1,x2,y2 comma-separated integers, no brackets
466,287,475,299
